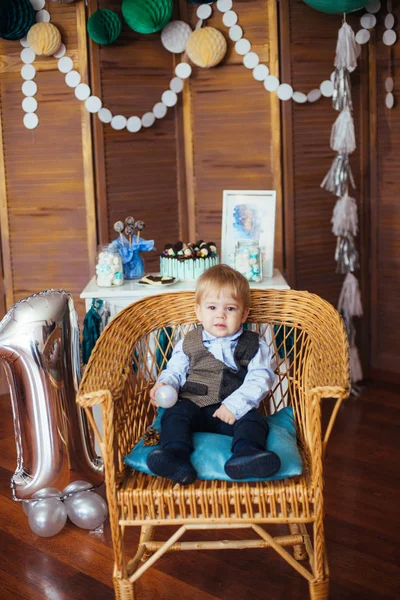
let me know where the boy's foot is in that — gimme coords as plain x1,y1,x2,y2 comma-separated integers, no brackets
224,449,281,480
147,448,197,485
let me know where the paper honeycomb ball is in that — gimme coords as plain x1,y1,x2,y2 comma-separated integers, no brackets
87,9,122,45
27,23,62,56
0,0,35,41
161,20,192,53
302,0,368,13
186,27,227,69
122,0,173,34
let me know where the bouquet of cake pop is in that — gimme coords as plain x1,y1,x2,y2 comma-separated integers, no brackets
110,216,155,279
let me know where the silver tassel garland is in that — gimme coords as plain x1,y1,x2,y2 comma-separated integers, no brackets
334,234,360,274
321,152,356,196
331,194,358,237
332,68,353,112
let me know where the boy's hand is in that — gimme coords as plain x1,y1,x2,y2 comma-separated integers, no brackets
149,382,165,406
213,405,236,425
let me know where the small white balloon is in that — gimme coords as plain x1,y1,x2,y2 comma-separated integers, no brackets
21,48,35,64
197,4,212,20
320,80,334,97
98,108,113,124
383,29,397,46
36,9,50,23
175,62,192,79
58,56,73,74
355,29,370,44
253,63,269,81
22,96,38,113
385,92,394,109
75,83,91,101
385,77,394,92
142,112,155,128
229,25,243,42
366,0,381,13
385,14,395,30
235,38,251,56
170,76,184,93
223,10,238,27
292,91,307,104
277,83,293,101
85,96,102,113
153,102,168,119
127,116,142,132
31,0,45,9
307,88,322,103
243,52,259,69
264,75,280,92
111,115,127,130
20,37,29,48
216,0,233,12
360,13,376,29
155,385,178,409
65,70,81,88
161,90,177,107
23,113,39,130
21,64,36,81
53,43,66,59
22,80,37,97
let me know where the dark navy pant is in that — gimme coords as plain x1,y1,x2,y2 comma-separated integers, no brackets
160,399,269,453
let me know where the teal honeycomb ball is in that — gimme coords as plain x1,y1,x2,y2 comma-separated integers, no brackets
87,9,122,45
122,0,173,34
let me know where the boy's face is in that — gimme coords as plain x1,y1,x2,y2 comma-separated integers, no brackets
195,286,249,338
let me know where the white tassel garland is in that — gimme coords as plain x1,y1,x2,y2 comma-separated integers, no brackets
337,272,363,318
349,343,363,383
331,194,358,237
334,22,358,72
330,107,356,154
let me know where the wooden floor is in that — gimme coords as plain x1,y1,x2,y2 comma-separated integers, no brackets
0,383,399,600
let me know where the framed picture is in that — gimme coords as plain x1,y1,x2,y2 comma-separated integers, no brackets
221,190,276,278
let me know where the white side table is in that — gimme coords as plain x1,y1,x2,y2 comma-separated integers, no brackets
80,268,290,318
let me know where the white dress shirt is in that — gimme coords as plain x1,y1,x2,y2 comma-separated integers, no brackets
157,327,275,420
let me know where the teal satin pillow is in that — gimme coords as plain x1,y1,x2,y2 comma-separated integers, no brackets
124,406,303,482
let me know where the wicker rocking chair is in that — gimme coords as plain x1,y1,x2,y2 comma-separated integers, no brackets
77,289,349,600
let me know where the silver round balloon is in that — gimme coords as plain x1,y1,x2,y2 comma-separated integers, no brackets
28,497,67,537
62,480,93,495
0,290,103,500
65,491,108,530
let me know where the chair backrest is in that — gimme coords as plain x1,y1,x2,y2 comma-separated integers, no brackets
79,290,349,480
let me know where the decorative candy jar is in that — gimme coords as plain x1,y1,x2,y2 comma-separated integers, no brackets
234,240,263,283
95,245,124,287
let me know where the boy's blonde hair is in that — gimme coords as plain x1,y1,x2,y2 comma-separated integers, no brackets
195,264,251,309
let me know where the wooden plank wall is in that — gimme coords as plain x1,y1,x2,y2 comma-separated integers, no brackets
0,2,96,319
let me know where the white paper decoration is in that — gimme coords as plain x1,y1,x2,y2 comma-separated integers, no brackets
75,83,91,101
170,76,184,93
253,64,269,81
243,52,259,69
277,83,293,101
58,57,73,74
98,108,113,124
65,71,81,88
216,0,233,12
223,11,238,27
320,80,334,97
21,64,36,80
385,14,395,30
141,112,155,128
85,96,102,113
20,37,29,48
385,77,394,93
292,92,307,104
161,21,192,54
111,115,127,130
23,113,39,129
153,102,168,119
197,5,212,20
385,92,394,109
229,25,243,42
21,48,35,64
175,62,192,79
383,29,396,46
264,75,279,92
365,0,381,13
161,90,177,107
31,0,46,9
235,38,251,55
22,80,37,96
355,29,370,44
360,13,376,29
22,97,38,113
36,9,50,23
127,116,142,132
53,44,66,58
307,89,321,103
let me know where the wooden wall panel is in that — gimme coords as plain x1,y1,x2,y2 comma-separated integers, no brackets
370,6,400,374
183,0,283,268
0,3,96,319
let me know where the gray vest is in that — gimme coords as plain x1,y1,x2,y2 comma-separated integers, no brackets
179,327,259,407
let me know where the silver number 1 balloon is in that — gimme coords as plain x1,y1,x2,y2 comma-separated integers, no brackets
0,290,103,500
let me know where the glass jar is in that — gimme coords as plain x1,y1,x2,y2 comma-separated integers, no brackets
234,240,263,283
95,245,124,287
